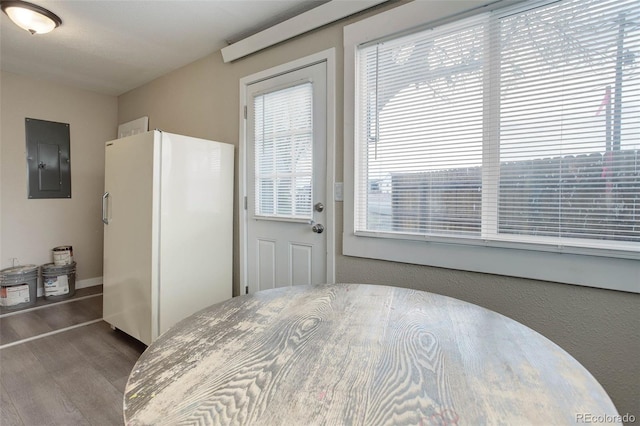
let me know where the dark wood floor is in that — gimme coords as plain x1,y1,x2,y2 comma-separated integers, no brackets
0,287,147,425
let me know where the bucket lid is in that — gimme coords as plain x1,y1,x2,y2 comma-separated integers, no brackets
42,261,76,272
53,246,72,251
0,264,38,277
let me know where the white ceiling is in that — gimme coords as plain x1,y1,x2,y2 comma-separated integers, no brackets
0,0,328,95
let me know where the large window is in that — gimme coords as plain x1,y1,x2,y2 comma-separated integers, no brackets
344,0,640,292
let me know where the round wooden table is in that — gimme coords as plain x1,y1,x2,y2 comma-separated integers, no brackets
124,284,620,425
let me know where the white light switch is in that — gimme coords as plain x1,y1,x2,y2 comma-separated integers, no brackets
334,182,344,202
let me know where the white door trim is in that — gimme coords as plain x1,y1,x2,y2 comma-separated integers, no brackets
239,48,336,294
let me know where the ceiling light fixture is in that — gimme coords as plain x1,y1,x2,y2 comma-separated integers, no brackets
1,0,61,35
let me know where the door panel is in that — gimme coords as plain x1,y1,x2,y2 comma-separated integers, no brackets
247,62,327,292
290,243,312,286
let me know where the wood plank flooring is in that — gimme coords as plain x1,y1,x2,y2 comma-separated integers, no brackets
0,287,147,425
0,290,103,347
0,286,103,317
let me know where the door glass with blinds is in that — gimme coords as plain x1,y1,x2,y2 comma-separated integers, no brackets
355,0,640,251
254,82,313,220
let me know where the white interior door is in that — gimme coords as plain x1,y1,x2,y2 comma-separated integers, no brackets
246,62,327,292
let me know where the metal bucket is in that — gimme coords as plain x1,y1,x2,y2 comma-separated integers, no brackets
0,265,38,309
42,261,76,301
52,245,73,266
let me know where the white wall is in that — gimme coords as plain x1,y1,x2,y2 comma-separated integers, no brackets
0,71,117,288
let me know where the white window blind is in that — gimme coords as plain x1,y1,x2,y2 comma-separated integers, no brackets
497,0,640,249
355,0,640,252
254,82,313,220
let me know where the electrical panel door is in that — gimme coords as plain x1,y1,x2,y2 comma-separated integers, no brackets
25,118,71,199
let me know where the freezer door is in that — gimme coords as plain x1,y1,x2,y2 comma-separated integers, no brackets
103,131,158,345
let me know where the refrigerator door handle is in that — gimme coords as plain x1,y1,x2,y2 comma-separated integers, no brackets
102,192,110,225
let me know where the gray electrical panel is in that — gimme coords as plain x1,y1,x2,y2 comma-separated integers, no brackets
25,118,71,199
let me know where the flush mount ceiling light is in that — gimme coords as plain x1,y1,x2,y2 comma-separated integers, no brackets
1,0,61,34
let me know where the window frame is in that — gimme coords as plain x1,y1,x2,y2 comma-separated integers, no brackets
343,0,640,293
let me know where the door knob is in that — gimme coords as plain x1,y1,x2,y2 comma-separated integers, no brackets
311,223,324,234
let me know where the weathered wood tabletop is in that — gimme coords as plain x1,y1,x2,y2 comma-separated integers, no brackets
124,284,620,425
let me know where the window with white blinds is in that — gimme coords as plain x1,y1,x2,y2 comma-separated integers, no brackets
254,82,313,220
355,0,640,252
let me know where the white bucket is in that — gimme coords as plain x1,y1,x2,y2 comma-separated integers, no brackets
53,246,73,266
0,265,38,308
42,262,76,300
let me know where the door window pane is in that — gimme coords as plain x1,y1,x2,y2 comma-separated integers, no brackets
254,83,313,219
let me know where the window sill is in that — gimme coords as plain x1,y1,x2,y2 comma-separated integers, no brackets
343,232,640,293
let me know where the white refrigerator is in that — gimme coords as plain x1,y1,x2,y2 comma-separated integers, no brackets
102,130,233,345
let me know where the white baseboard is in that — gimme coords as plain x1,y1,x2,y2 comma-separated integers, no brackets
36,276,103,297
76,276,103,289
